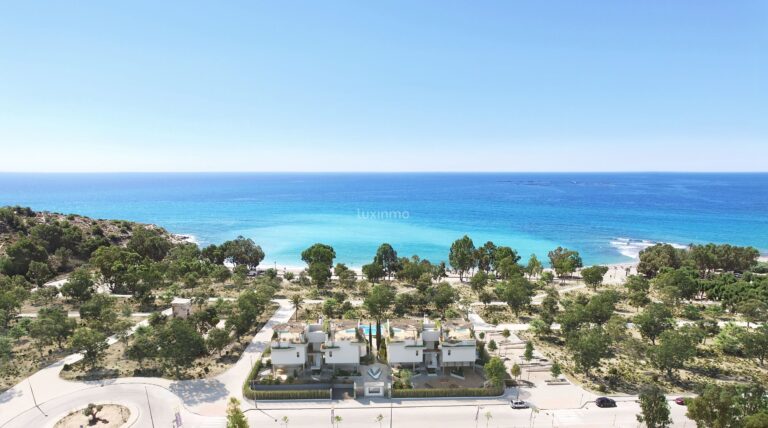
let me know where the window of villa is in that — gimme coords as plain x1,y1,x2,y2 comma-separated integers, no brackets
296,352,300,358
416,351,419,356
330,351,333,357
448,350,451,356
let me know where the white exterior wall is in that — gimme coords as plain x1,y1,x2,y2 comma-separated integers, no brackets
324,341,363,365
307,330,327,344
271,343,307,367
387,343,424,365
422,330,440,342
440,345,476,364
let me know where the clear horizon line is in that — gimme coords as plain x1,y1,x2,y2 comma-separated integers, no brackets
1,170,767,174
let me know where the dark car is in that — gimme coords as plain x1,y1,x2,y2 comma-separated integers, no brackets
595,397,617,408
675,397,687,406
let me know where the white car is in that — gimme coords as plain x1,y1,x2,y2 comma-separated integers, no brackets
510,400,529,409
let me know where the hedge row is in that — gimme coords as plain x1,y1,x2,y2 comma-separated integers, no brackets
392,386,504,398
243,359,331,400
244,388,331,400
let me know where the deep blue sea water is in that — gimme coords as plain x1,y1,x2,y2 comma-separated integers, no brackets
0,173,766,267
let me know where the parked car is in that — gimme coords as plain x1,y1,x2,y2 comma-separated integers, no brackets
675,397,687,406
595,397,616,408
510,400,529,409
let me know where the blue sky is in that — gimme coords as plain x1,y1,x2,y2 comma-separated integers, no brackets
1,1,765,172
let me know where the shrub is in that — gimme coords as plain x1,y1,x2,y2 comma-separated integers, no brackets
244,389,331,400
392,386,503,398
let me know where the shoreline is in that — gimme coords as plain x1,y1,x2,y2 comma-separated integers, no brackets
257,261,640,285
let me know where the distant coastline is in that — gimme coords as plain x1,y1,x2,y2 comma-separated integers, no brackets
1,172,766,267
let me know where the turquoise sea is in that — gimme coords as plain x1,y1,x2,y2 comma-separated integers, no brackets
0,173,766,267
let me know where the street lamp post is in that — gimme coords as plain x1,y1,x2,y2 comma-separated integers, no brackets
28,379,46,417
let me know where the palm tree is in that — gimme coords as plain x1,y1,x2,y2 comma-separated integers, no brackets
375,414,384,428
334,415,342,427
281,415,289,427
290,295,302,321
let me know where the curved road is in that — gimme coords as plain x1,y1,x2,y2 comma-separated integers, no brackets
0,299,295,428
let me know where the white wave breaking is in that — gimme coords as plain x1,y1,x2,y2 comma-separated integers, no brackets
610,237,687,260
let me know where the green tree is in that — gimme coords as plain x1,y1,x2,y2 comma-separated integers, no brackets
581,265,609,289
323,298,340,319
126,325,158,368
634,303,674,345
206,327,231,356
374,243,399,280
547,247,583,279
550,361,562,379
525,254,543,279
625,275,651,310
290,295,302,321
523,341,534,362
226,397,249,428
638,244,683,278
585,290,620,325
70,326,107,369
0,276,31,328
654,268,699,303
363,284,395,350
222,236,265,269
566,326,610,377
60,267,95,302
432,282,456,319
475,241,497,273
362,262,384,284
686,383,757,428
495,255,523,280
301,243,336,269
1,237,48,277
744,412,768,428
737,299,768,327
307,261,332,287
495,276,533,317
637,384,671,428
79,294,118,334
484,356,506,387
27,261,54,287
648,329,697,378
488,339,497,352
540,287,560,327
82,404,103,425
29,222,65,253
743,324,768,365
493,246,520,272
127,226,171,261
449,235,476,281
0,335,12,364
29,307,76,349
510,363,521,380
540,271,554,285
89,246,143,293
157,318,206,376
469,271,489,297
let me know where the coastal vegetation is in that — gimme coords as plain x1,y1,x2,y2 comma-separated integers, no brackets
0,206,276,389
2,204,766,408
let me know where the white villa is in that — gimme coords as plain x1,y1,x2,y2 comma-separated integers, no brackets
438,320,477,370
322,320,368,370
385,318,476,372
269,319,368,373
270,323,310,374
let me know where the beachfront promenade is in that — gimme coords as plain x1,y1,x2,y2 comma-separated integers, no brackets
0,296,697,428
